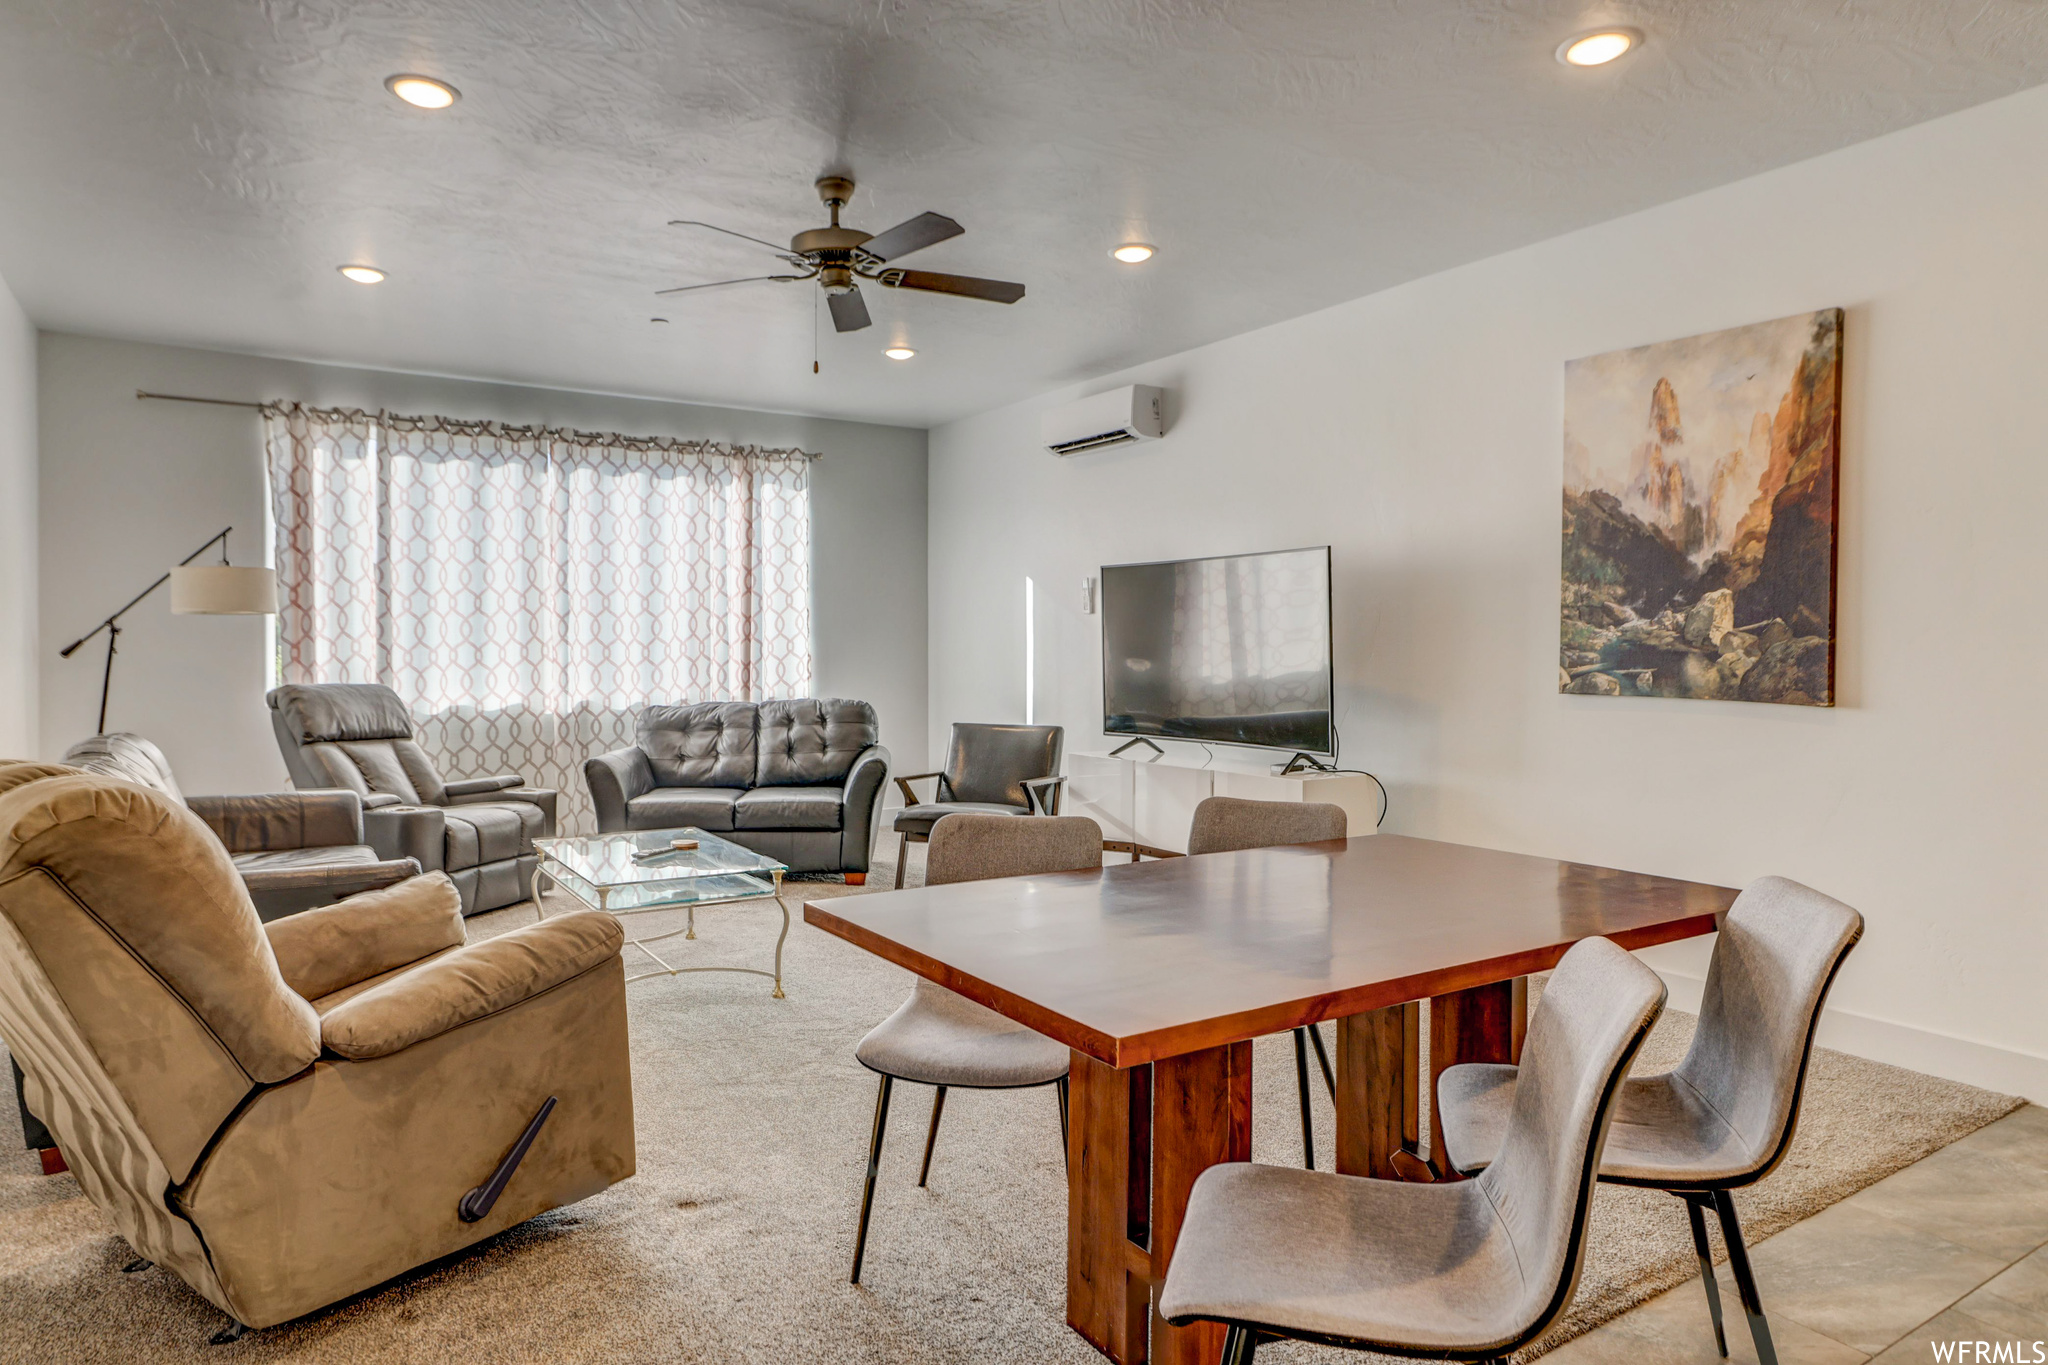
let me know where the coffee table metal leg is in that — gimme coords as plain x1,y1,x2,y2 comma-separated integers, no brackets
686,904,696,939
770,873,788,999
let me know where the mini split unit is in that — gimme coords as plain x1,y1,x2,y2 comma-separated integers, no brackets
1039,385,1166,456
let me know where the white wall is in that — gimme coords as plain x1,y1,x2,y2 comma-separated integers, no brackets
929,85,2048,1100
0,275,33,757
37,334,929,794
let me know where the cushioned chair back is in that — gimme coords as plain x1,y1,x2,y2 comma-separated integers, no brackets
1474,936,1665,1351
269,683,449,806
925,813,1103,886
0,766,319,1298
62,732,184,803
940,723,1064,808
636,702,760,789
755,699,878,787
1185,796,1345,856
1673,875,1863,1177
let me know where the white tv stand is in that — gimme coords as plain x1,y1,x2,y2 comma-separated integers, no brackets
1068,743,1383,857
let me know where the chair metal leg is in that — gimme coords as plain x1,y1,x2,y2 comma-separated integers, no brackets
1292,1027,1316,1170
850,1074,894,1284
918,1085,947,1187
1056,1075,1070,1173
1222,1324,1258,1364
1711,1190,1779,1365
1679,1193,1730,1356
1305,1020,1336,1100
894,834,909,889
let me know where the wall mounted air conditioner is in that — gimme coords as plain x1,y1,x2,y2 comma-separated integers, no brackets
1040,385,1165,456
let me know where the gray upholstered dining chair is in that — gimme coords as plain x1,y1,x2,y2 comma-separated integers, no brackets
848,812,1102,1283
1160,935,1667,1365
1435,876,1863,1365
890,723,1064,888
1186,796,1349,1171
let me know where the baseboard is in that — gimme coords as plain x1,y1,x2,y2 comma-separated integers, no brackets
1652,969,2048,1104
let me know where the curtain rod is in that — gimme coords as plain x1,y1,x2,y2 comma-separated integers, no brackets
135,389,821,459
137,389,267,410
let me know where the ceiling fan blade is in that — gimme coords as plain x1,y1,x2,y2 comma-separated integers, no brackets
859,211,964,263
880,269,1026,304
668,219,800,259
828,287,873,333
654,274,809,296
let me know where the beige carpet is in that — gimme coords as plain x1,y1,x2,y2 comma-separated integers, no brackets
0,854,2022,1363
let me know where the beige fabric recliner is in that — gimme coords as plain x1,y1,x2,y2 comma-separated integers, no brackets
0,761,636,1334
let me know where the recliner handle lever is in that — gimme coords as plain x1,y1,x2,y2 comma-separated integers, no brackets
459,1096,557,1223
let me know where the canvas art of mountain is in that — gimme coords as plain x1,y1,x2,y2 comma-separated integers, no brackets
1560,309,1842,705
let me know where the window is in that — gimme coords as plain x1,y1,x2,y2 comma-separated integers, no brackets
265,404,813,829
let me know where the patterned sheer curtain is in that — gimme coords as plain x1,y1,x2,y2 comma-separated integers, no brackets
265,404,813,831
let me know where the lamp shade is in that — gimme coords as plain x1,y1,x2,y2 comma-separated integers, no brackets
169,565,278,615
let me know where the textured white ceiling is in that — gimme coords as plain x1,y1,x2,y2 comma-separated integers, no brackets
2,1,2046,426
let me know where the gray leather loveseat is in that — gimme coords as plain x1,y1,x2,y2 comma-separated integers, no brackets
585,699,889,879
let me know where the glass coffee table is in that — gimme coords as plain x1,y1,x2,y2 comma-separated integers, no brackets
532,827,791,997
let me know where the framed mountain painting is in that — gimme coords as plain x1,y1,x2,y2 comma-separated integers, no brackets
1560,308,1842,706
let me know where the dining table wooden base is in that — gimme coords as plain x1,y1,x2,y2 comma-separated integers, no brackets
1068,1042,1252,1365
1333,980,1529,1182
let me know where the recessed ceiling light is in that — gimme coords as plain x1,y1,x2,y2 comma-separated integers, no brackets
337,265,386,284
651,316,670,324
1557,29,1640,66
1112,243,1155,264
884,346,916,360
385,74,460,109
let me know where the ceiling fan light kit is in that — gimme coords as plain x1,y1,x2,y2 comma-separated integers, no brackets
659,176,1026,344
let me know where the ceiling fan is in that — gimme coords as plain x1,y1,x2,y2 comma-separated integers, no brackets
657,175,1026,334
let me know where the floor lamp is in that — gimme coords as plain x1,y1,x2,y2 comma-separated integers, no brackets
59,525,279,735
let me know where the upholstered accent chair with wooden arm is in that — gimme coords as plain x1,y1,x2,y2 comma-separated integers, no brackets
890,722,1065,888
0,762,634,1339
266,683,559,915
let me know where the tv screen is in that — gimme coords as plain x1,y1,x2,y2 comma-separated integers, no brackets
1101,546,1333,755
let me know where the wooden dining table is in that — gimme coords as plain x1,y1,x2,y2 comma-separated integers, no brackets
804,833,1736,1365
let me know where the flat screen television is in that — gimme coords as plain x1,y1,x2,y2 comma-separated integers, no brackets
1101,546,1334,756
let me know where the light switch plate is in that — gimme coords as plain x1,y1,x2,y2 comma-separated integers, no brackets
1081,576,1098,614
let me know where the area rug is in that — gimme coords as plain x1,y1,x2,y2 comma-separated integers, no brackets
0,855,2021,1363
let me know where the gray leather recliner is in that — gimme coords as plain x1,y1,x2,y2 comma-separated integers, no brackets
266,684,558,915
61,732,420,922
584,699,889,878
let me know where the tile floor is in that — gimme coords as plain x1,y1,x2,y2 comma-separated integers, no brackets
1547,1104,2048,1365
